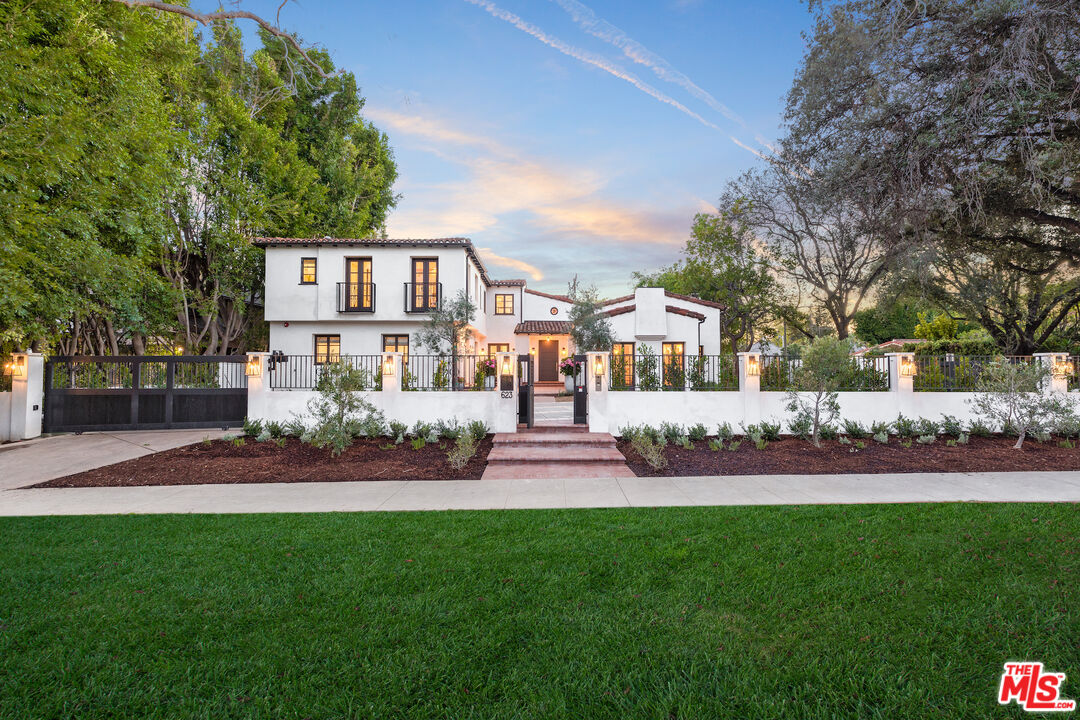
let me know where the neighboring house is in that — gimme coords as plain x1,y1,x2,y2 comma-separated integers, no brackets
256,236,727,382
851,339,926,357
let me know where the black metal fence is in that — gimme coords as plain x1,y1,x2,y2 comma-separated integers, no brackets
759,355,891,392
44,356,247,432
403,355,497,391
911,355,1034,392
609,354,739,391
268,355,383,390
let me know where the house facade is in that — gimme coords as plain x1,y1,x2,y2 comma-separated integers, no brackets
256,237,726,383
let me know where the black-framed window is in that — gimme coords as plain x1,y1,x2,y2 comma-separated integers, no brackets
345,257,373,311
300,257,317,284
314,335,340,364
487,343,510,357
412,258,439,310
612,342,635,387
662,342,685,387
495,294,514,315
383,334,409,360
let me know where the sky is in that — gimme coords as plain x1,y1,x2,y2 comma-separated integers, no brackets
193,0,814,295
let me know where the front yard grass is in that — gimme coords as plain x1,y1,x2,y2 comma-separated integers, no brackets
1,504,1076,718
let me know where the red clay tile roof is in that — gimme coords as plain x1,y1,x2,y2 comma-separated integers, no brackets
490,279,526,286
524,288,573,303
602,304,636,317
666,305,706,321
600,290,725,311
514,321,572,334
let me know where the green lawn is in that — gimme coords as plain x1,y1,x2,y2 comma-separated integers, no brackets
1,504,1077,719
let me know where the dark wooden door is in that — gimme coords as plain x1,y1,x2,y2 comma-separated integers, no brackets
538,340,558,381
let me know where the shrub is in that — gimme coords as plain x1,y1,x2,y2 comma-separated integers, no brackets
284,417,308,438
842,419,868,439
389,420,408,444
265,420,286,439
637,346,660,391
466,420,490,440
243,417,263,437
788,412,813,441
410,421,433,440
676,435,692,449
640,425,664,445
256,429,272,443
969,359,1079,448
759,420,782,441
619,424,642,442
631,433,667,471
717,422,735,442
916,434,935,445
436,418,462,440
446,431,479,470
660,422,685,443
870,420,891,437
411,437,426,451
838,436,851,445
940,415,964,437
968,419,993,437
818,424,838,441
893,414,917,438
708,439,724,451
957,432,969,445
784,336,849,446
727,439,742,451
872,431,888,444
307,360,381,456
359,414,387,439
915,418,940,436
687,423,708,442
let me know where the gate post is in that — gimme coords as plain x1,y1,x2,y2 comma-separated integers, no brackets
245,352,271,421
9,352,44,441
738,351,761,428
586,351,610,434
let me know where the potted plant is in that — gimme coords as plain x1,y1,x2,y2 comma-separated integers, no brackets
475,357,497,389
560,357,579,392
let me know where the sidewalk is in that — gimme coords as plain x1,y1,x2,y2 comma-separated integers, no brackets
2,471,1078,516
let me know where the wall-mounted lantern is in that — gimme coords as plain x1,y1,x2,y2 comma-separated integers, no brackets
899,355,917,377
745,355,760,377
593,355,605,377
245,354,262,377
382,356,395,377
501,356,512,376
1052,354,1073,379
3,356,25,379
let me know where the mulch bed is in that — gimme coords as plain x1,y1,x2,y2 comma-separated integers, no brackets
34,436,493,488
618,435,1080,477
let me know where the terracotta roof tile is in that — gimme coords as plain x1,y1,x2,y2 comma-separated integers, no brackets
666,305,706,321
602,304,636,317
600,294,634,307
491,279,526,287
523,288,573,303
514,321,572,334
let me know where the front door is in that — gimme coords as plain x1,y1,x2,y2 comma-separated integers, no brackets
538,340,559,382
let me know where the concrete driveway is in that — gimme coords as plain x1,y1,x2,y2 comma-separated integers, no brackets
0,429,231,491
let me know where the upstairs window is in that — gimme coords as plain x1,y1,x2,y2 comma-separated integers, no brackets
495,294,514,315
300,257,317,284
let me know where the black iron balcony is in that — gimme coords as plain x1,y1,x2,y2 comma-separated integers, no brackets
337,282,376,313
403,282,442,313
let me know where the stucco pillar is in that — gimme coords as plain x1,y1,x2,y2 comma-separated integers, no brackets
737,351,760,428
245,352,271,421
1034,353,1069,394
586,351,610,434
887,353,915,419
494,351,517,433
383,353,403,393
9,352,44,441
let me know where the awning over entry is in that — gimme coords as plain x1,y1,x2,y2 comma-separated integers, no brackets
514,321,572,334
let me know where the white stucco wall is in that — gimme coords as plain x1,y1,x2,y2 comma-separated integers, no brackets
0,391,11,443
521,289,572,320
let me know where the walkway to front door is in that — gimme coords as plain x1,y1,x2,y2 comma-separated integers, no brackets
532,395,573,425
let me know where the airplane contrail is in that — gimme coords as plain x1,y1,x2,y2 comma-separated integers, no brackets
550,0,747,129
463,0,722,133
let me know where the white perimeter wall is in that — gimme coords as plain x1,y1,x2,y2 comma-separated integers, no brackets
0,392,10,443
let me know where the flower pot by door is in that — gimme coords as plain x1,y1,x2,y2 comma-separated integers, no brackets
485,376,496,389
564,376,574,392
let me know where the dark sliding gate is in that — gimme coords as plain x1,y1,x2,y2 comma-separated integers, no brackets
573,353,588,425
518,353,533,428
44,356,248,433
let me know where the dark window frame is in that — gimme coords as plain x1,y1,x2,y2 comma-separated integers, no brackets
411,257,440,311
344,256,374,311
495,294,515,315
382,334,410,360
314,334,341,365
300,257,318,285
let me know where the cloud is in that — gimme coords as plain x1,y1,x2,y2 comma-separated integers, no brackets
477,248,545,280
462,0,721,132
550,0,746,128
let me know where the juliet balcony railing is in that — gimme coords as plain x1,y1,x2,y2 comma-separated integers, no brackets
336,282,376,313
403,282,442,313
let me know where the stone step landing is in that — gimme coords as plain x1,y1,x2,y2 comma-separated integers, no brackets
482,425,634,480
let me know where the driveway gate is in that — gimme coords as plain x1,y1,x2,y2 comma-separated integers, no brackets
44,356,247,433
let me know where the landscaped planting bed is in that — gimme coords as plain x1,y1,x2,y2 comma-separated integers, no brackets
0,505,1075,718
619,435,1080,476
34,435,493,487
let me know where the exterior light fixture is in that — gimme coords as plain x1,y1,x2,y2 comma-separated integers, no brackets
561,348,567,357
593,355,605,377
382,356,395,377
745,355,760,376
245,354,262,377
899,355,917,377
501,356,512,376
3,356,24,378
1052,354,1073,379
529,348,536,355
175,345,184,355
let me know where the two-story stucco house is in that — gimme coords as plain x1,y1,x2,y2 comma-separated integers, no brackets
255,236,727,384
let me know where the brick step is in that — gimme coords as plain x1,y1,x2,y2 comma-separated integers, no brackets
481,462,636,479
517,424,587,433
493,432,615,447
487,446,627,464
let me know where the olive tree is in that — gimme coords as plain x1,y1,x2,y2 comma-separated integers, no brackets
969,359,1077,449
785,336,852,447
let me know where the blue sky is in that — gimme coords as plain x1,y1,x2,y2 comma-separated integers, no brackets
195,0,813,295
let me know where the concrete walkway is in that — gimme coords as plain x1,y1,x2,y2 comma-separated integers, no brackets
2,471,1077,517
0,429,231,491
